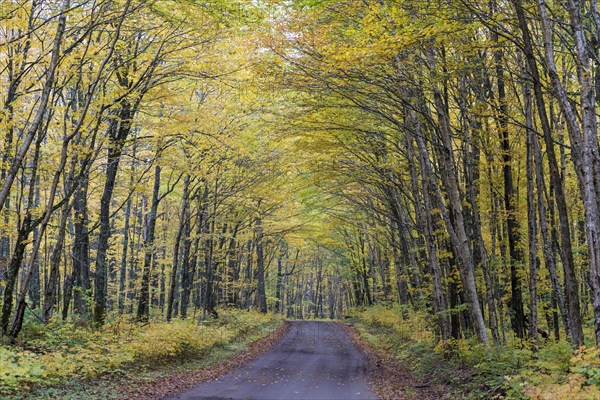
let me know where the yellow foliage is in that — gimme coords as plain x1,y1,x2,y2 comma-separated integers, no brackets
354,305,434,344
526,347,600,399
0,310,282,394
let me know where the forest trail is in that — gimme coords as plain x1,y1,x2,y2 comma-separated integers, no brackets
165,321,378,400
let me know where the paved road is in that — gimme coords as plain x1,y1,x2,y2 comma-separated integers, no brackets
166,320,379,400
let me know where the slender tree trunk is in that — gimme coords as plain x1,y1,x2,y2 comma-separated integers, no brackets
0,220,32,333
1,134,42,334
492,41,526,338
255,216,267,313
179,201,193,318
42,200,71,322
244,239,254,310
119,142,137,313
390,220,409,312
28,186,41,310
526,109,539,341
72,170,90,318
275,252,284,313
166,175,190,322
94,101,134,325
413,89,490,346
225,223,240,306
136,165,161,321
0,0,69,214
513,0,584,345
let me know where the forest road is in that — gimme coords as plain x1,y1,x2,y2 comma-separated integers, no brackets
164,320,379,400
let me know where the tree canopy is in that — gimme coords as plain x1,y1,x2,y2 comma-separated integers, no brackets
1,0,600,373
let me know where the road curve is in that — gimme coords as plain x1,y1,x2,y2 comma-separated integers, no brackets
165,320,379,400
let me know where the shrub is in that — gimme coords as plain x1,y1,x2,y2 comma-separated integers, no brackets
0,310,282,395
352,305,597,399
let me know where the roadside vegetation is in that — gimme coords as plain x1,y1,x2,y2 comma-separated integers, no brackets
3,1,600,398
0,310,283,398
353,305,600,399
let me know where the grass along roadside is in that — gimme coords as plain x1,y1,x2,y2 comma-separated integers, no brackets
1,309,285,399
350,305,600,400
341,319,450,400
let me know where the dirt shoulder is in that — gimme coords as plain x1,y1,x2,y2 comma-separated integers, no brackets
340,322,450,400
121,321,291,400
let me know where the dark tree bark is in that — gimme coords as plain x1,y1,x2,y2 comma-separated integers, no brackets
94,101,134,325
166,176,190,322
526,102,539,341
275,249,284,313
255,216,267,313
0,219,32,334
28,186,41,310
72,171,91,319
136,165,161,321
42,200,71,322
513,0,584,345
179,198,193,318
1,133,43,334
119,142,137,313
244,239,254,310
494,42,526,339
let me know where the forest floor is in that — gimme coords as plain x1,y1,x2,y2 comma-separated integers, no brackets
348,312,511,399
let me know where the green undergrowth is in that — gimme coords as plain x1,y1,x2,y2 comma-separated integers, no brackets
352,305,600,400
0,309,283,399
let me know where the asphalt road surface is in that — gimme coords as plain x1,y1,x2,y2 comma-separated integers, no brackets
166,320,379,400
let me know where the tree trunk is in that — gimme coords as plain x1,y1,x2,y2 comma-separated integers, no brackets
136,165,161,321
42,200,71,322
526,103,539,341
94,101,134,325
406,121,450,339
119,142,137,313
514,0,584,345
495,44,526,339
166,175,190,322
554,0,600,347
72,173,90,319
0,219,31,333
275,252,284,313
413,91,489,346
255,216,267,313
179,200,193,318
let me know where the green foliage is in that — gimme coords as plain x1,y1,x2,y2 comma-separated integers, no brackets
0,310,282,395
0,348,46,392
352,305,600,400
353,304,434,344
